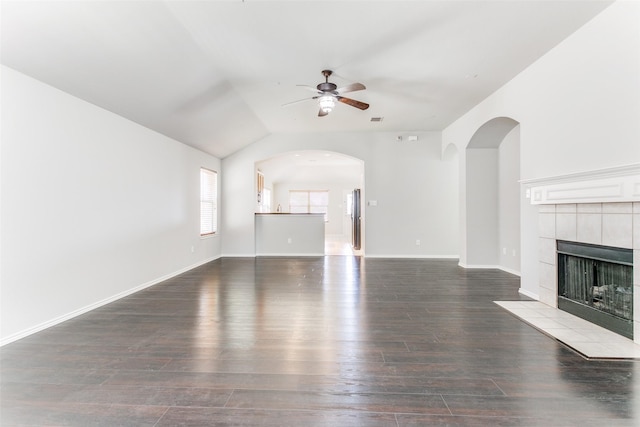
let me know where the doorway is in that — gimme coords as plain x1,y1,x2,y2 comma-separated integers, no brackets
465,117,520,271
255,150,365,255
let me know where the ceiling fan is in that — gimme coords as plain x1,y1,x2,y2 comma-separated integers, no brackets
284,70,369,117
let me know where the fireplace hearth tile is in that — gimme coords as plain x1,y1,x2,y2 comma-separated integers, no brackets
495,301,640,359
541,327,594,343
523,316,568,329
538,286,557,308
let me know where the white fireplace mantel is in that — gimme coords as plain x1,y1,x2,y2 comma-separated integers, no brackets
521,163,640,205
531,163,640,343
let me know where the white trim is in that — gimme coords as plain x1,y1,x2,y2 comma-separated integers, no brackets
518,288,539,300
499,266,521,277
0,256,220,347
521,164,640,205
459,262,521,276
255,253,325,257
366,254,459,259
520,163,640,186
221,253,258,258
458,263,500,269
225,253,461,259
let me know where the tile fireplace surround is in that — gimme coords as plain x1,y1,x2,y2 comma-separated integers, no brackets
527,165,640,344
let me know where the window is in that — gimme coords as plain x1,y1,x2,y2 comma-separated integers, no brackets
200,168,217,235
289,190,329,221
262,187,271,213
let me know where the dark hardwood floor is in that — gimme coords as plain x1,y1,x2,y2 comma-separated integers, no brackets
1,257,638,426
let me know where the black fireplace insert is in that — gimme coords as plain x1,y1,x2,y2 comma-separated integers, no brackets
557,240,634,339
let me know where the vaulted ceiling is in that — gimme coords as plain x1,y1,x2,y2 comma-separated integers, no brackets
1,0,613,158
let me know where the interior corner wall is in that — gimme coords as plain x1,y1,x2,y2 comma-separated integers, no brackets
442,1,640,298
1,66,222,345
221,132,459,258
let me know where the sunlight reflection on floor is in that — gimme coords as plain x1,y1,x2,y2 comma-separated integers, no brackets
325,234,361,256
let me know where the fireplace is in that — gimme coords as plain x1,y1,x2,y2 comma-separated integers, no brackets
527,165,640,344
557,240,634,339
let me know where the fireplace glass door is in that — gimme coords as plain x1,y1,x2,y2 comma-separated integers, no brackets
557,240,633,339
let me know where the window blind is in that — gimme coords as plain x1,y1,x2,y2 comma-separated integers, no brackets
200,168,217,235
289,190,328,220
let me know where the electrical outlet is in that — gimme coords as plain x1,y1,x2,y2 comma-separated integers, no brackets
502,247,507,255
416,240,421,246
191,246,195,253
287,237,292,244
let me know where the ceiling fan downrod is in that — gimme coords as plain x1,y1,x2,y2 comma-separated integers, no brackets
317,70,337,93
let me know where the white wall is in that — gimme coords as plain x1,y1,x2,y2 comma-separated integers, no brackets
498,126,521,273
443,1,640,296
465,148,499,266
1,66,222,344
222,132,459,258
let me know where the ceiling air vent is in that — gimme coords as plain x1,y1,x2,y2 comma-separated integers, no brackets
370,117,383,122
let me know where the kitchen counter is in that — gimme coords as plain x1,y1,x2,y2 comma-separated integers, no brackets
255,213,325,256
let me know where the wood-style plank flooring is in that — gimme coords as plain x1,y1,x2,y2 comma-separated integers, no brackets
1,257,638,426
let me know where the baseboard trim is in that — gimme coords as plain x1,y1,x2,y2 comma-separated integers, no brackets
221,253,257,258
458,263,522,277
458,263,499,269
498,266,521,277
0,256,220,347
519,288,539,300
223,253,461,260
255,253,325,257
365,254,459,259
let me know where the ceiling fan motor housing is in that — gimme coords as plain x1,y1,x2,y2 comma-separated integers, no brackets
317,82,337,93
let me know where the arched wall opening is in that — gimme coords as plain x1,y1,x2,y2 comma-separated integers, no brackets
255,150,365,254
442,141,458,161
465,117,521,272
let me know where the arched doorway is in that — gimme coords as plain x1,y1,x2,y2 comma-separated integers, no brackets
255,150,365,255
465,117,521,272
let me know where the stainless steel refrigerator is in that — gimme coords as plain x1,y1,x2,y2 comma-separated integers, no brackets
351,189,361,250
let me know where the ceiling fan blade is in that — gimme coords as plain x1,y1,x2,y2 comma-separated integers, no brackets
335,82,366,94
318,108,329,117
297,84,321,94
282,97,314,107
336,96,369,110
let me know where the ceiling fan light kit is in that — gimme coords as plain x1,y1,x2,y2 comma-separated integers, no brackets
318,95,335,113
286,69,369,117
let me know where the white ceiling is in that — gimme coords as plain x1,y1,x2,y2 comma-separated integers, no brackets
1,0,613,159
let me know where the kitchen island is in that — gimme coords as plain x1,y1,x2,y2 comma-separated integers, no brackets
255,213,325,256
